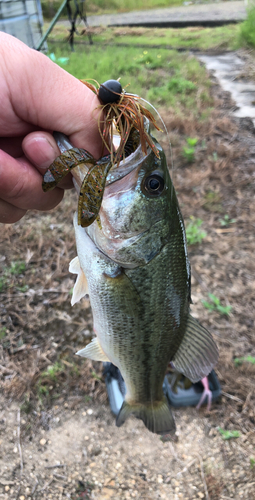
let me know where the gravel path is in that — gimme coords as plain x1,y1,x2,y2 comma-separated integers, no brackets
86,1,246,28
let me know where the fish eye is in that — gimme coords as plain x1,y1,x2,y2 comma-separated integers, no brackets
142,170,165,197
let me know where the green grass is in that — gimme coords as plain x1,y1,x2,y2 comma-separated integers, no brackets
0,261,26,292
105,25,240,51
185,217,207,246
234,356,255,367
218,427,241,440
182,137,198,163
48,43,212,115
35,358,82,403
48,24,241,52
219,214,236,227
41,361,64,381
42,0,183,18
0,327,7,340
240,2,255,47
202,293,232,316
7,261,26,275
86,0,182,12
203,190,223,213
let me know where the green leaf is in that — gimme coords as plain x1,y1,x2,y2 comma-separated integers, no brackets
16,285,29,293
167,78,196,95
49,53,56,61
186,218,206,245
202,300,215,311
217,305,232,315
182,146,195,163
7,261,26,275
57,57,69,65
0,327,7,340
234,356,255,367
218,427,241,440
208,293,220,306
219,214,236,226
186,137,198,146
202,294,232,315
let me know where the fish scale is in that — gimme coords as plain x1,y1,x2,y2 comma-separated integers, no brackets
71,124,218,435
124,242,189,402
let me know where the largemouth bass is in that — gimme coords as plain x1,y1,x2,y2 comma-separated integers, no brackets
57,125,218,435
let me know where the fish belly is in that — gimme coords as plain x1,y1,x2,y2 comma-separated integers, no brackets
75,227,179,434
74,214,218,434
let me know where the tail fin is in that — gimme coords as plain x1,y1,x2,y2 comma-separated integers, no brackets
116,397,176,435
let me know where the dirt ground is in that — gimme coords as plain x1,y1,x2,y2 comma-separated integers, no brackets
0,55,255,500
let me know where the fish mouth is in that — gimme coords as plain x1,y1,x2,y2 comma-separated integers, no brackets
106,119,150,186
84,125,165,268
106,141,148,185
85,155,163,269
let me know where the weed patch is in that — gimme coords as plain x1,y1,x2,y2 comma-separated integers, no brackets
0,327,7,340
203,190,222,213
219,214,236,226
182,137,198,163
234,356,255,367
185,217,206,246
202,293,232,316
218,427,241,440
41,361,64,381
42,0,183,18
6,261,26,275
47,23,241,51
0,260,26,293
47,44,212,115
240,2,255,48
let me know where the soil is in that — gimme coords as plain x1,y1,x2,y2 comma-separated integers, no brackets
0,57,255,499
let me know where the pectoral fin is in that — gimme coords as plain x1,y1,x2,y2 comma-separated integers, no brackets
172,314,219,383
76,337,110,362
69,256,89,306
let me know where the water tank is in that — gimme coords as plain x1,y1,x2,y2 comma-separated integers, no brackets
0,0,45,49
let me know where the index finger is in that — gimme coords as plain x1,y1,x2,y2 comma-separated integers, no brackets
1,33,103,158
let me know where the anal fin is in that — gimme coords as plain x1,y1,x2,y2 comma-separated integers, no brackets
76,337,110,362
172,314,219,383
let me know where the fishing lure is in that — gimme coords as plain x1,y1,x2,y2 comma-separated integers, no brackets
82,79,162,164
78,154,113,227
42,146,112,227
42,79,162,227
42,147,94,192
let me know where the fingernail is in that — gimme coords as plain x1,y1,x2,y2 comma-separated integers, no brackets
26,137,58,171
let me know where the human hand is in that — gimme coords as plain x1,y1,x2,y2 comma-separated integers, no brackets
0,33,103,224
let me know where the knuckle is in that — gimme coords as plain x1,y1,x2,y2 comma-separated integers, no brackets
8,176,27,201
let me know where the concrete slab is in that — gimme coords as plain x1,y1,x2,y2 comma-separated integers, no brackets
86,1,247,28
